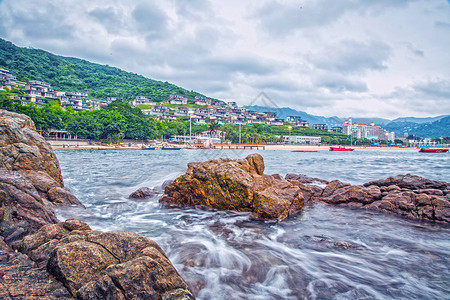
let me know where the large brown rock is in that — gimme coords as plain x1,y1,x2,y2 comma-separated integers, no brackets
10,219,194,299
160,154,306,221
0,109,63,185
0,111,193,299
318,174,450,222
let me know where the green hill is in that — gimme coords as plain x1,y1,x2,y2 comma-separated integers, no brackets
0,38,205,102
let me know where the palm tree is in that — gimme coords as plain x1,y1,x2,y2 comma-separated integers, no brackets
208,122,220,136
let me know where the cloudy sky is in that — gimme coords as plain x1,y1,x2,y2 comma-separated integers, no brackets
1,0,449,119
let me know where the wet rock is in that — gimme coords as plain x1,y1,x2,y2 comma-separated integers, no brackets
317,174,450,223
129,187,158,199
161,154,306,221
1,111,194,299
12,219,194,299
0,109,63,185
285,173,328,185
0,169,59,242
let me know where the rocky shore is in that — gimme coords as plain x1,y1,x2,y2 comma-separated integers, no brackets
160,155,449,223
0,110,194,299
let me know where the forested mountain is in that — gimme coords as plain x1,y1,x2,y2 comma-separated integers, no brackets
384,116,450,138
0,38,205,102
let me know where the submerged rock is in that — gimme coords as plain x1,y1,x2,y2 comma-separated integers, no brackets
160,154,308,221
129,187,158,199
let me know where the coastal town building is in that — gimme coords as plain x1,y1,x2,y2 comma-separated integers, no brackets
286,116,308,127
270,119,285,126
23,80,57,102
169,94,187,105
133,96,154,106
313,124,328,130
284,136,321,145
211,99,226,107
174,106,191,116
330,126,343,133
343,118,394,141
194,96,211,106
0,69,18,89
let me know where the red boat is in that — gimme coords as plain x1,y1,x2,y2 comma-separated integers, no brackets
419,148,449,153
330,146,354,151
291,150,318,153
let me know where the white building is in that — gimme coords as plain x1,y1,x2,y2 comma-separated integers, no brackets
284,136,321,144
343,118,392,141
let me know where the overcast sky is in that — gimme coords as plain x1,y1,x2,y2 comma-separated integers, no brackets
1,0,449,119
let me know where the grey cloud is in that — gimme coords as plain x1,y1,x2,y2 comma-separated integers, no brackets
89,7,127,35
314,74,368,92
132,3,168,39
253,0,418,37
0,1,74,40
311,40,392,74
414,80,450,99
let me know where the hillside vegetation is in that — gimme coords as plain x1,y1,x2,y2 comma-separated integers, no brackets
0,38,205,102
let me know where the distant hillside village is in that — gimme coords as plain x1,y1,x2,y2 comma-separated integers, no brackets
1,68,396,142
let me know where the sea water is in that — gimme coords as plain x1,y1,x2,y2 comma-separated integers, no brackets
54,149,450,300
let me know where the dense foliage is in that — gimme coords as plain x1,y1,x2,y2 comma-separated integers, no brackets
0,38,205,102
1,91,359,144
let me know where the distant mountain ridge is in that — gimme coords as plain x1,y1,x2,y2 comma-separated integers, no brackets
245,105,449,138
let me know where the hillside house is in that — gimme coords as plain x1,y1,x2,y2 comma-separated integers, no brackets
215,108,228,117
227,101,238,108
169,95,188,105
151,105,169,116
23,81,56,101
264,112,277,120
174,106,190,116
194,96,211,106
87,99,108,110
313,124,328,130
0,69,17,89
133,96,154,106
11,94,33,105
270,119,285,126
196,107,212,117
331,126,343,133
211,99,226,107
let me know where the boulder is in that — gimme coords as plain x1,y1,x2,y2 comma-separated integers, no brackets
0,109,63,185
160,154,307,221
9,219,194,299
129,187,158,199
0,111,194,299
317,174,450,223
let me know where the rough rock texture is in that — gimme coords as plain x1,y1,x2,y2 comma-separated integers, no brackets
0,109,63,185
160,154,306,221
304,174,450,223
0,111,83,243
129,187,158,199
0,111,195,299
1,219,193,299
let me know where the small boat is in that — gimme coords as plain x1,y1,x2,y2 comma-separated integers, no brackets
419,148,449,153
162,147,182,150
291,150,318,153
141,147,156,150
330,146,354,151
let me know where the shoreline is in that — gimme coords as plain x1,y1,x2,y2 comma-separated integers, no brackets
51,143,424,151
